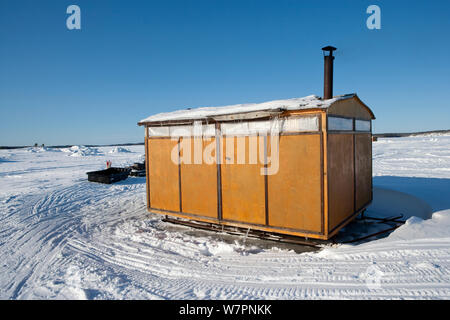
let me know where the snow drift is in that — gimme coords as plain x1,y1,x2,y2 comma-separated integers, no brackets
62,146,103,157
26,146,60,153
108,147,131,154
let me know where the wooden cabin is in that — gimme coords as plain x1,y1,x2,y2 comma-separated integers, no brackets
138,93,375,240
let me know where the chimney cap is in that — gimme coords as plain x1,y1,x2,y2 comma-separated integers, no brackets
322,45,337,52
322,46,337,56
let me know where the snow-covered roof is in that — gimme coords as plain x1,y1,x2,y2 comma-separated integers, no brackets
138,94,357,125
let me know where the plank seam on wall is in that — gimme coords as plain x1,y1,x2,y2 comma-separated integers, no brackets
370,131,373,202
353,128,356,214
319,128,324,234
145,126,151,209
322,113,329,237
263,134,269,226
319,116,323,234
326,115,330,234
178,137,182,212
216,122,223,221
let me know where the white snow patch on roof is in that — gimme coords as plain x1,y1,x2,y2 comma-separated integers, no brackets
139,94,355,124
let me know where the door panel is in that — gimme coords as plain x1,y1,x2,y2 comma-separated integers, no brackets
327,134,355,231
148,138,180,212
180,137,218,218
268,135,322,233
221,136,266,225
355,134,372,210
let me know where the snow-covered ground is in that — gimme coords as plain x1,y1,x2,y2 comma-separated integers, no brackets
1,135,450,299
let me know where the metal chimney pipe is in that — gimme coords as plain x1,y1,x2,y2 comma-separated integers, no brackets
322,46,337,100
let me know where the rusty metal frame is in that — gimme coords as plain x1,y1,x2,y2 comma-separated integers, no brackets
149,206,325,236
150,207,219,221
220,217,324,236
162,216,325,247
149,208,324,236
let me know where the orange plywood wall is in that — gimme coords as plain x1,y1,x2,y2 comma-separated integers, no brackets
327,134,355,232
147,138,180,212
220,136,266,225
355,133,373,210
144,115,373,240
268,134,323,233
180,137,218,218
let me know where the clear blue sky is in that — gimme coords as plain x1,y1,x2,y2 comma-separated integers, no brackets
1,0,449,146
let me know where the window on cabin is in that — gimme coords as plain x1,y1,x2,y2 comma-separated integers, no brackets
328,116,353,131
355,119,371,132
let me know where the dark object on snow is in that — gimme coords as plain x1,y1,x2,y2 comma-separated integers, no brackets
86,167,131,184
131,162,145,170
129,169,146,177
128,161,146,177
